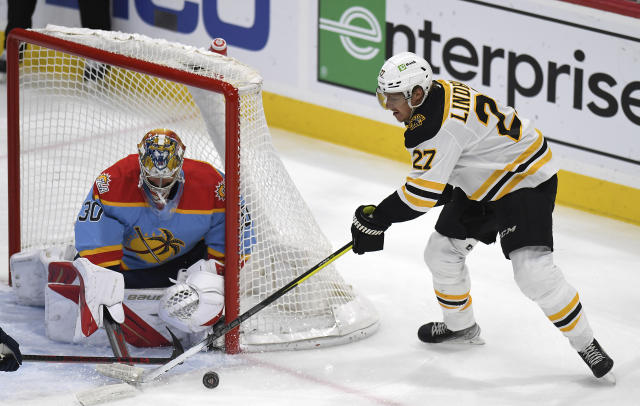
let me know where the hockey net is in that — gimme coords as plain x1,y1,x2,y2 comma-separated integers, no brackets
6,26,378,353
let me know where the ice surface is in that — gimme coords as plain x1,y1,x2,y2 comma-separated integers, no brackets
1,84,639,405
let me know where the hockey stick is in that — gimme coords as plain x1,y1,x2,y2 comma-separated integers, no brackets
22,327,184,365
23,354,174,364
103,310,131,360
98,242,354,384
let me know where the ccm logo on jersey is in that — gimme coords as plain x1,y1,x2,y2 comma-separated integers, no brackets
95,173,112,194
500,225,517,238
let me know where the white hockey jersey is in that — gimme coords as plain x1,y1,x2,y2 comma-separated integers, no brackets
396,79,558,214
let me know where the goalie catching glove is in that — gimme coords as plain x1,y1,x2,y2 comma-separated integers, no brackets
351,205,391,255
159,259,224,333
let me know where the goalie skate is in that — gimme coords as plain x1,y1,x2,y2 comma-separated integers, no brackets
417,322,484,345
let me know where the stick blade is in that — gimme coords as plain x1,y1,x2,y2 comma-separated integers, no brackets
95,363,146,383
76,383,138,406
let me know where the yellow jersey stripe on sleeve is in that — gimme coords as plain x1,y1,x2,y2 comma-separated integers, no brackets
401,185,438,209
405,177,446,192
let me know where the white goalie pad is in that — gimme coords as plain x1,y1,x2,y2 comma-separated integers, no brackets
159,260,224,333
10,245,76,306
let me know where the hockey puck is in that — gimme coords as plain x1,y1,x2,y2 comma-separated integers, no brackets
202,371,220,388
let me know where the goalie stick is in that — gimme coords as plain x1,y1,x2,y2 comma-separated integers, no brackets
97,242,354,384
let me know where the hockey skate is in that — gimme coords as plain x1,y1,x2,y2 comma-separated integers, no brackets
417,322,484,345
578,339,615,383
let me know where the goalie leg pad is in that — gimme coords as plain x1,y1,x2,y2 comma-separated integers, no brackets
45,283,109,345
10,245,76,306
424,232,478,331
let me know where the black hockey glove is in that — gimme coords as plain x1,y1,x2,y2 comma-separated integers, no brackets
351,205,391,255
0,327,22,372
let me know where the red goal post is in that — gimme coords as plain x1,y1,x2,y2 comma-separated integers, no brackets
6,26,378,353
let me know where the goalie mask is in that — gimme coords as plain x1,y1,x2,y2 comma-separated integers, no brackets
138,129,186,207
376,51,433,110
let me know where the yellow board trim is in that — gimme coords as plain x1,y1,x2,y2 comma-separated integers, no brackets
262,91,640,226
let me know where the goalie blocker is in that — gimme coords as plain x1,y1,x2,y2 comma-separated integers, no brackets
10,248,225,348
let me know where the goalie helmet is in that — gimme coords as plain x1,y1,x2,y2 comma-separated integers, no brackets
138,129,186,206
376,51,433,109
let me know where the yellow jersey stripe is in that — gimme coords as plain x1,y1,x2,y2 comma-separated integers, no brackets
96,259,122,268
79,244,122,256
175,208,225,215
560,314,582,332
495,149,553,200
548,293,580,322
207,246,225,259
470,131,544,200
438,79,451,128
401,185,437,208
99,198,150,208
406,177,446,192
461,296,473,311
435,290,470,301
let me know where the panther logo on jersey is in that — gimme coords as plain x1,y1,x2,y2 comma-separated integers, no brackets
128,227,185,263
408,113,426,130
95,173,111,194
215,181,225,202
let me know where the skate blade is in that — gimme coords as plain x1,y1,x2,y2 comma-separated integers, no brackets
598,371,616,385
447,336,485,345
76,383,138,405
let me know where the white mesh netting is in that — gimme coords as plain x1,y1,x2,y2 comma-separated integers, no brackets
13,25,378,351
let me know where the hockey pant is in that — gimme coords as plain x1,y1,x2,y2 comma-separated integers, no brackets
424,232,594,351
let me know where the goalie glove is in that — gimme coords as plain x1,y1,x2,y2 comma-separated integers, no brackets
159,259,224,333
351,205,391,255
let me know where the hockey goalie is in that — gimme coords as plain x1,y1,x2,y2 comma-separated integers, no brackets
10,127,250,348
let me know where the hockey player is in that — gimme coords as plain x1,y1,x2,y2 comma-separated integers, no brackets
0,327,22,372
350,52,614,380
8,128,250,348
